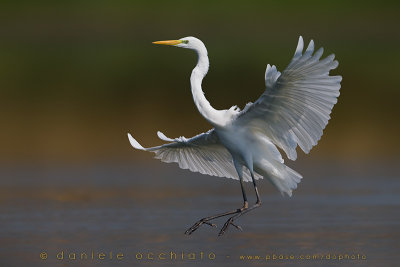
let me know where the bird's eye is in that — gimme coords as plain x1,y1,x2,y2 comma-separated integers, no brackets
182,40,189,44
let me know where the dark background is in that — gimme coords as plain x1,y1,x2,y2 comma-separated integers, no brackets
0,1,399,164
0,1,399,266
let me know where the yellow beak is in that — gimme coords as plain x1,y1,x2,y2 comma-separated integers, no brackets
152,40,182,45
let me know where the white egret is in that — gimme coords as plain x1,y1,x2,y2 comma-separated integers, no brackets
128,36,341,236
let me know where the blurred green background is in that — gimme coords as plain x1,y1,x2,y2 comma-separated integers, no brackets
1,2,399,266
0,0,399,165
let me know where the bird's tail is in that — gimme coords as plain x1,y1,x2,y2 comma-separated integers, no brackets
255,160,302,197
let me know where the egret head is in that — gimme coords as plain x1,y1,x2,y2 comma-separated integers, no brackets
153,36,206,52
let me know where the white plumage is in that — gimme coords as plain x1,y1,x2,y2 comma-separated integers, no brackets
128,130,262,183
236,37,341,161
128,36,341,235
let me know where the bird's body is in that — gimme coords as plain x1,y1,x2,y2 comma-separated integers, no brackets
128,36,341,235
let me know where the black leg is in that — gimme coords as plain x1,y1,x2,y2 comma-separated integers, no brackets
218,172,262,236
184,175,248,235
251,172,261,205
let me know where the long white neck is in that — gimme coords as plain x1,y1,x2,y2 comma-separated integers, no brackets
190,46,225,126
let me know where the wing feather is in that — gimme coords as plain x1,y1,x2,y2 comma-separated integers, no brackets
235,36,342,160
127,130,262,182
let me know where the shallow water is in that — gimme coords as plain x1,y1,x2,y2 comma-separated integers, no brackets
0,162,399,266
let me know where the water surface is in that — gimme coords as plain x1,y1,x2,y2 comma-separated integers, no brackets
0,162,399,266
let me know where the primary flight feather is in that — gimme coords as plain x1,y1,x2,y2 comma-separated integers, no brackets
128,36,341,236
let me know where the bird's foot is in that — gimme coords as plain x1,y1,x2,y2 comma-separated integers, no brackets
184,218,217,235
218,202,261,236
218,216,243,236
184,203,249,236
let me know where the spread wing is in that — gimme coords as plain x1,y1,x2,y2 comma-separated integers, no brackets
127,129,262,182
234,36,342,160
